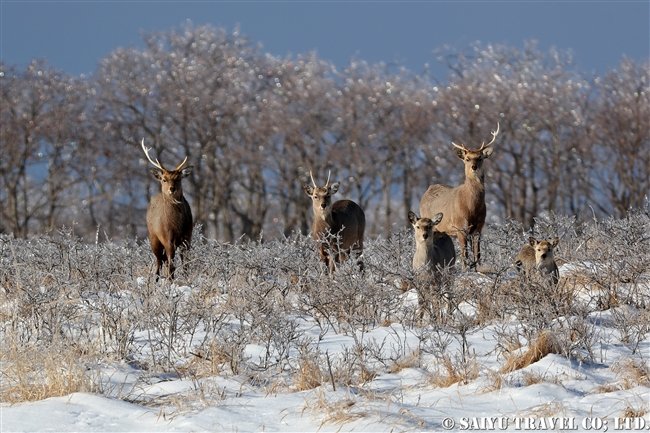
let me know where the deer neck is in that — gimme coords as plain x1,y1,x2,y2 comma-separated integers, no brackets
163,193,185,206
461,176,486,200
313,207,335,230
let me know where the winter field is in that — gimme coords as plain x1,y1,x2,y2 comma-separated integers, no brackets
1,210,648,432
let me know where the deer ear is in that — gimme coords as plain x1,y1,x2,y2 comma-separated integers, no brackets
550,237,559,247
329,182,340,194
151,168,163,180
408,211,417,225
431,212,443,225
303,184,314,196
482,147,494,158
181,166,193,177
455,148,465,160
528,236,536,246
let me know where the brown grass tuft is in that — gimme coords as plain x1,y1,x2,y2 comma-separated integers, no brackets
0,340,95,403
500,331,560,373
621,405,647,419
302,389,365,427
611,358,650,389
294,354,323,391
388,350,421,374
429,355,479,388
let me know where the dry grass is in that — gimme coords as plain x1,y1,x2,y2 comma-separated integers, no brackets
294,354,323,391
429,355,479,388
500,331,560,373
302,389,365,427
590,358,649,394
621,405,648,418
0,340,95,403
480,369,505,393
182,339,230,379
517,401,566,418
612,358,650,388
388,350,421,374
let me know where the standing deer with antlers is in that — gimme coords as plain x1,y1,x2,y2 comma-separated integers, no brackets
303,171,366,273
141,139,193,280
420,123,499,270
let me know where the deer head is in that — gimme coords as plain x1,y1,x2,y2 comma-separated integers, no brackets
303,170,340,219
141,139,192,203
451,122,499,180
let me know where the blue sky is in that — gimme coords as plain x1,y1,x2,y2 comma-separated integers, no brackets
1,1,648,79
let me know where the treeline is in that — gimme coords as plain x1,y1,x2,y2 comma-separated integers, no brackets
1,23,648,242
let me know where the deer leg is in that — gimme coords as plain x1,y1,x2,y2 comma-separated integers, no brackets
150,237,165,281
472,233,481,269
178,239,190,277
165,244,176,279
353,242,364,273
457,233,469,270
319,244,334,274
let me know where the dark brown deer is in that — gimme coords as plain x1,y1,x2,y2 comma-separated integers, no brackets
303,171,366,273
408,211,456,320
420,123,499,270
141,139,193,280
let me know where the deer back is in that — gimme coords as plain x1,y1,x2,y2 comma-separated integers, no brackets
420,183,487,236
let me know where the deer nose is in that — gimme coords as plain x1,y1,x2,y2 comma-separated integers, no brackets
471,164,478,171
169,186,176,193
320,203,327,209
423,233,429,240
541,253,547,260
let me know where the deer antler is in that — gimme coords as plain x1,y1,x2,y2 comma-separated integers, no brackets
141,139,166,171
174,156,189,171
309,170,318,187
451,141,468,151
478,122,499,151
325,170,331,188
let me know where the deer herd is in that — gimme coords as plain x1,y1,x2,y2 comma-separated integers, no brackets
141,122,561,314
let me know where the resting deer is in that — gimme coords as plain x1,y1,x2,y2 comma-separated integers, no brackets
408,211,456,319
303,171,366,273
420,123,499,270
515,236,560,286
141,139,193,280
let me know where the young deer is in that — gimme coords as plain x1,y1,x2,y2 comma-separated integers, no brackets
408,211,456,320
303,171,366,273
420,123,499,270
141,139,193,280
515,237,560,286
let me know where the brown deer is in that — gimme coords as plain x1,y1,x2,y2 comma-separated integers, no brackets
419,122,499,270
515,236,560,286
303,171,366,273
141,139,193,280
408,211,456,320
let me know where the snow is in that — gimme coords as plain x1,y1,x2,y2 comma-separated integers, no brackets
1,254,649,432
3,312,649,432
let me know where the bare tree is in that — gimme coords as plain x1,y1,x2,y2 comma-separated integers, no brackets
591,59,650,216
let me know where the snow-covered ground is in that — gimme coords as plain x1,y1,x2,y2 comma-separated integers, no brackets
1,227,649,432
2,293,648,432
